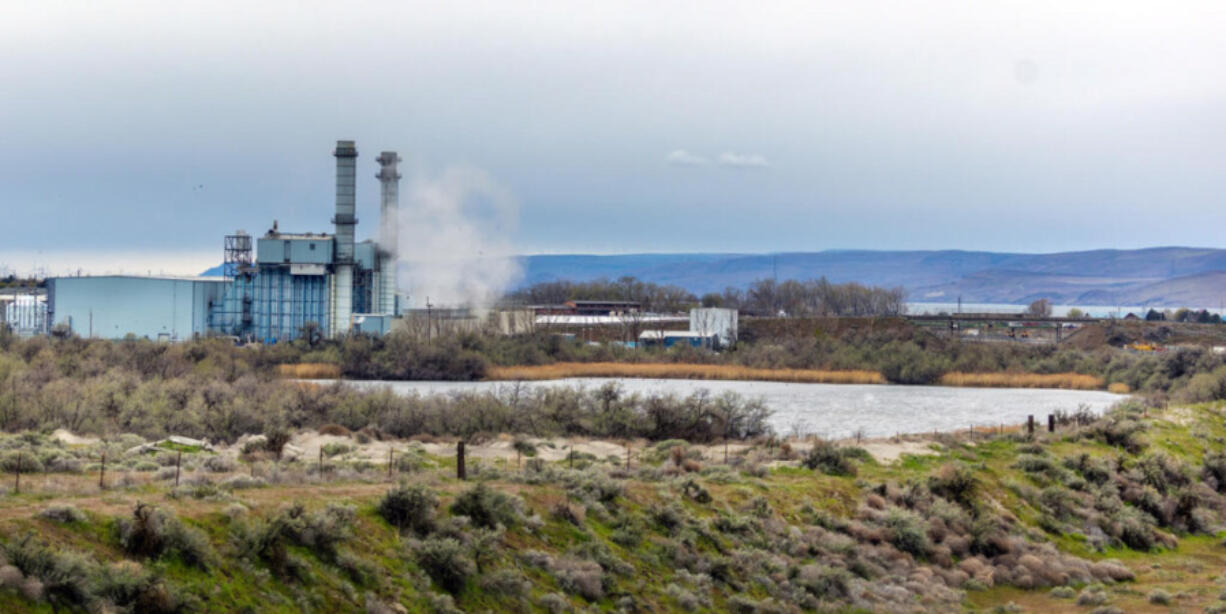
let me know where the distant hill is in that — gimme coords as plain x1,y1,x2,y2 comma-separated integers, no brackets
200,247,1226,307
516,248,1226,307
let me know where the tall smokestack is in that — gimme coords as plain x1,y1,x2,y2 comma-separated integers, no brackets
376,151,401,315
330,140,358,336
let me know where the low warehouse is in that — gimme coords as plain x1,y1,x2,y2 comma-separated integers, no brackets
48,275,227,341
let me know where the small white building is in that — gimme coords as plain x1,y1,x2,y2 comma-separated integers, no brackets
2,294,48,336
689,307,738,347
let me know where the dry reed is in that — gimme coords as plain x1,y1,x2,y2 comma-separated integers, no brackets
938,371,1105,390
1107,382,1131,394
276,363,341,379
486,362,886,384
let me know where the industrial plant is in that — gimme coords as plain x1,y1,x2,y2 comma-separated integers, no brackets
45,140,403,342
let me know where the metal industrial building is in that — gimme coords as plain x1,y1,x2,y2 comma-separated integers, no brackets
48,140,403,342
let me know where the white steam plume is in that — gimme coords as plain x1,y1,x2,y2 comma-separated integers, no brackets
394,167,521,308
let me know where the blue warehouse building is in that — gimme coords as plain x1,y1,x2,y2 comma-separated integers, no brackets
48,141,404,342
49,275,229,341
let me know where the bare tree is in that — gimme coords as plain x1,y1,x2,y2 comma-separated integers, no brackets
1026,298,1052,317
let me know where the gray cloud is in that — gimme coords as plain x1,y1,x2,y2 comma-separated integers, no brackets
2,1,1225,264
665,149,709,166
717,152,770,168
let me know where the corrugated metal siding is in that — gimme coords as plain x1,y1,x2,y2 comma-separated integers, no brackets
251,268,328,343
256,237,334,265
50,276,227,340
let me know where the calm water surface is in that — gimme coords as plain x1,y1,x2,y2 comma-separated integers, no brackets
336,378,1127,439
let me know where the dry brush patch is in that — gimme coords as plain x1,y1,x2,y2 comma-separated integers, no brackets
939,371,1106,390
275,363,342,379
487,362,887,384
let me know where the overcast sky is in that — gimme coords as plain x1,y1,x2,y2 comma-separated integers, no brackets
2,1,1224,275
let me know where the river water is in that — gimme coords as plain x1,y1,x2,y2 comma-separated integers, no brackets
336,378,1127,439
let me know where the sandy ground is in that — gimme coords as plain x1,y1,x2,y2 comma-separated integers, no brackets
270,431,939,465
46,427,941,469
51,429,99,446
855,439,940,462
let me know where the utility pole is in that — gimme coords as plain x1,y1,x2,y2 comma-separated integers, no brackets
425,297,433,344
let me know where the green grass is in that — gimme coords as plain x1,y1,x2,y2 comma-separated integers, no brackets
5,403,1226,611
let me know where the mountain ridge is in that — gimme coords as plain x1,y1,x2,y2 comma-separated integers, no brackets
515,247,1226,307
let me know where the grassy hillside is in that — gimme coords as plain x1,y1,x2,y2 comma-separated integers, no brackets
4,399,1226,612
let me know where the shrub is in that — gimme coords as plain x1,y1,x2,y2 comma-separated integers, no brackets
1050,586,1076,599
1147,588,1171,605
801,440,857,477
550,556,604,601
1014,454,1058,476
233,502,353,577
221,475,266,490
883,508,929,557
449,483,519,529
551,501,584,526
264,429,291,460
667,583,702,610
1088,415,1145,453
297,504,356,561
1203,452,1226,493
379,483,438,536
395,449,429,473
317,423,351,437
0,451,43,473
1135,452,1190,494
478,569,529,598
93,562,185,614
38,505,86,524
115,503,213,569
1076,586,1108,606
681,478,712,503
795,564,851,599
413,537,474,595
2,535,94,610
203,455,236,473
322,442,353,457
1114,507,1155,551
928,463,978,507
538,592,569,613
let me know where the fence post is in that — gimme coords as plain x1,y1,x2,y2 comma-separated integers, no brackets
1027,415,1035,436
100,450,106,490
1048,414,1055,433
457,441,466,480
13,451,20,495
625,443,631,470
388,447,394,478
175,450,182,487
318,447,324,476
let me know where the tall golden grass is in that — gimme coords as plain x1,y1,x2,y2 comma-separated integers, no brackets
1107,382,1132,394
276,363,341,379
938,371,1105,390
486,362,887,384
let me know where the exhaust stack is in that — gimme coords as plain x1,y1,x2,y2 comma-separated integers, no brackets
330,140,358,336
376,151,401,315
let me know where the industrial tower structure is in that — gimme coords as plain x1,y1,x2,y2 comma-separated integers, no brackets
203,139,403,342
375,151,401,316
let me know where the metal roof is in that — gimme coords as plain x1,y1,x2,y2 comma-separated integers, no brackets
50,274,230,283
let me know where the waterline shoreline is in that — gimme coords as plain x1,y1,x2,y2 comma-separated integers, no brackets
334,377,1128,440
485,362,1113,391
